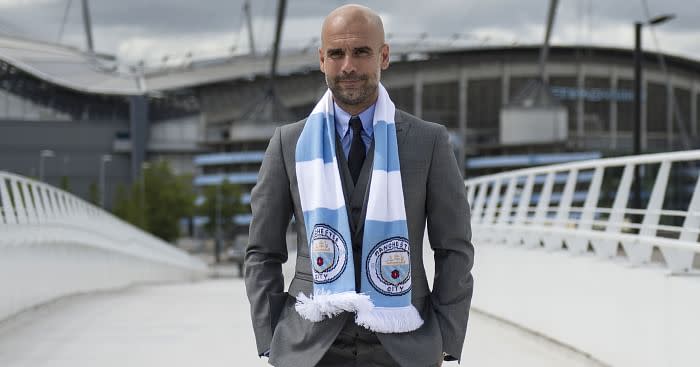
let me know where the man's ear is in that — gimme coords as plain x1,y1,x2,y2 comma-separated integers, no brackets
319,47,326,73
380,44,390,70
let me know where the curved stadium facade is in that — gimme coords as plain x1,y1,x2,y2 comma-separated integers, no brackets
2,34,699,220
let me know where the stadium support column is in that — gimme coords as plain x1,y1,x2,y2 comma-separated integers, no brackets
666,79,674,149
610,69,618,150
691,83,698,139
458,68,468,168
633,21,642,217
414,72,423,119
129,95,149,182
576,63,585,147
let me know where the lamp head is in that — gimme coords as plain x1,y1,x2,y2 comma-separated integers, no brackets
648,14,675,26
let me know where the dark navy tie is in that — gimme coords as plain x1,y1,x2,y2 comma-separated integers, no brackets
347,116,366,184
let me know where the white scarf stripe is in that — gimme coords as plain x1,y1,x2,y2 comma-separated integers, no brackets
295,159,346,211
365,170,407,222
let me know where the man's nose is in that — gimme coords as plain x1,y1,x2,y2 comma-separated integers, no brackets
340,55,356,74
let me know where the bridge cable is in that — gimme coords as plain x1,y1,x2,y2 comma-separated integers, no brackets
640,0,692,150
57,0,73,44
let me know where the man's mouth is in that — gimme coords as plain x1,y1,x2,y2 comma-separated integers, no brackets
336,75,367,84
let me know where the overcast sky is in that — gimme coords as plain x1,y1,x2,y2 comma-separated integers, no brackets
0,0,699,68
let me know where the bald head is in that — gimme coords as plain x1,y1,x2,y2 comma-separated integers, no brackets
321,4,385,46
318,4,390,115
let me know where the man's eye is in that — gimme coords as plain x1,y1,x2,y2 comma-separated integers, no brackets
329,51,344,59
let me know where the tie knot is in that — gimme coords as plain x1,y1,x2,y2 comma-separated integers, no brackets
349,116,363,134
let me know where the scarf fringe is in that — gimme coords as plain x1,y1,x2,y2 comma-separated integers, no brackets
355,305,424,333
295,291,373,322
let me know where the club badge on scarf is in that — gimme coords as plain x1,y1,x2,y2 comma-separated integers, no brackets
294,83,423,333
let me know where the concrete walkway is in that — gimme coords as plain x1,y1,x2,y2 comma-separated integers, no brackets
0,275,604,367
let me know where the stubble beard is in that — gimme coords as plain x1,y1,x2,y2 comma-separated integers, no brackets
326,71,379,107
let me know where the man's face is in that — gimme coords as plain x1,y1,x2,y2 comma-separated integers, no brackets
319,17,389,110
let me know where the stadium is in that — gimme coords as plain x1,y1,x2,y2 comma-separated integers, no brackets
2,33,699,214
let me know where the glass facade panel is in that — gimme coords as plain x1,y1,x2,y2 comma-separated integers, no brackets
0,89,7,117
387,86,414,115
422,81,458,128
509,76,536,101
7,92,23,118
583,77,611,133
618,79,634,132
646,82,667,132
467,78,501,130
289,103,315,121
549,76,577,132
672,87,691,136
696,93,700,138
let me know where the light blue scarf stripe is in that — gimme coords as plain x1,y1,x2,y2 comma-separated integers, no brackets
296,112,336,164
370,121,401,172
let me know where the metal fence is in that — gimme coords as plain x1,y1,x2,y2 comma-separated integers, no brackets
465,150,700,273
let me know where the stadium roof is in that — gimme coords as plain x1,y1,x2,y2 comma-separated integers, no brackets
3,34,700,96
0,34,143,95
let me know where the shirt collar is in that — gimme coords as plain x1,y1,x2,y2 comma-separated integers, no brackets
333,101,375,138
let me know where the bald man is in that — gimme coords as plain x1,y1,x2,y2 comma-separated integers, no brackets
245,5,473,366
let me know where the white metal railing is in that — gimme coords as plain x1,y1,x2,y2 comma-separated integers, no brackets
0,170,208,321
465,150,700,273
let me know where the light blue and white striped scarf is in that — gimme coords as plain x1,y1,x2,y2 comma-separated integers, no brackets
294,83,423,333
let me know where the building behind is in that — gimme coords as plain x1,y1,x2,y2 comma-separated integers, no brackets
2,34,699,234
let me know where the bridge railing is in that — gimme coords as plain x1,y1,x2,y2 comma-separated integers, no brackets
0,171,208,321
465,150,700,273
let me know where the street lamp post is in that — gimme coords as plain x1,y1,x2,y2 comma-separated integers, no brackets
39,149,55,182
215,173,223,264
99,154,112,208
633,14,675,216
141,162,150,226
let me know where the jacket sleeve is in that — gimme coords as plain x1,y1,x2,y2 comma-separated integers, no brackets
426,125,475,362
244,126,294,356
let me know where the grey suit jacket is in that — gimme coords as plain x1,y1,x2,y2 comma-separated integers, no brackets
245,109,474,367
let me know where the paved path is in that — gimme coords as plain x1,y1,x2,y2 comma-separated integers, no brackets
0,275,604,367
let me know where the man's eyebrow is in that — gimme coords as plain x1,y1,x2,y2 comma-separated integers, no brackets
326,48,344,54
353,46,372,52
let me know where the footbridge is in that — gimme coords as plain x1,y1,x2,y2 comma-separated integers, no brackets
1,150,699,366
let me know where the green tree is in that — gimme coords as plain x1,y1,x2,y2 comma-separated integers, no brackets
142,160,196,242
88,181,99,205
59,176,71,193
113,183,147,230
198,178,245,237
112,160,196,243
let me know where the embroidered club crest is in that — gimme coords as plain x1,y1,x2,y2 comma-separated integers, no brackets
366,237,412,296
310,224,348,284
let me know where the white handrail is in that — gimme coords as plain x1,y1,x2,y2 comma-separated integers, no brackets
0,171,208,321
465,150,700,273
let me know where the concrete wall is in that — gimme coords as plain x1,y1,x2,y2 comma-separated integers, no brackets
470,243,700,367
0,119,131,209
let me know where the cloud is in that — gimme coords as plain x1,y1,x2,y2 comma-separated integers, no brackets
0,0,58,8
0,0,698,65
